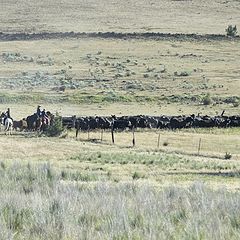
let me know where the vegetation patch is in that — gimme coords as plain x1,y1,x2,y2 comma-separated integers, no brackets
0,163,240,239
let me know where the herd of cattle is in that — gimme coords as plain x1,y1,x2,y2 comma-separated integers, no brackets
62,114,240,137
2,113,239,135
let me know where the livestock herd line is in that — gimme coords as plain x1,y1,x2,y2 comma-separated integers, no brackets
64,113,240,137
1,112,240,138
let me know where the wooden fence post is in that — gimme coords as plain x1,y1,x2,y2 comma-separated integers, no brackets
198,138,202,155
111,126,115,144
132,127,135,147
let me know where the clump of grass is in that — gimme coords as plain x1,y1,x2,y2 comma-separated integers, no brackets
143,73,150,78
0,162,6,170
224,152,232,160
132,171,144,180
163,141,169,146
174,71,190,77
226,25,238,37
233,101,239,107
202,93,212,105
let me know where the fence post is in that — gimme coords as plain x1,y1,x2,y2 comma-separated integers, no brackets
198,138,202,155
157,133,161,148
132,127,135,147
111,126,115,144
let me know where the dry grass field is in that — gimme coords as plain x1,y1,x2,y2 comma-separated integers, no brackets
0,0,240,239
1,0,240,34
0,38,239,118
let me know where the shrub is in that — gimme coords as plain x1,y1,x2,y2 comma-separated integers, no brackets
132,171,142,180
224,152,232,160
45,114,64,137
226,25,238,37
163,141,169,146
233,101,239,107
174,71,190,77
143,73,150,78
202,93,212,105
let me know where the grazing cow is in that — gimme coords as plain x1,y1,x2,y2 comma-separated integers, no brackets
144,116,159,128
137,116,151,128
75,117,89,138
87,117,99,130
111,115,132,131
62,115,76,129
229,116,240,127
193,116,218,128
97,116,111,129
157,120,169,129
169,116,194,129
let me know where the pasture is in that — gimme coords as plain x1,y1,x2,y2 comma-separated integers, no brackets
1,163,240,239
1,0,240,34
0,127,239,188
0,127,240,239
0,0,240,238
0,38,239,118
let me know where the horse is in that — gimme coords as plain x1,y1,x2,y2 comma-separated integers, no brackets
13,119,28,131
26,113,42,131
0,112,13,135
4,118,13,135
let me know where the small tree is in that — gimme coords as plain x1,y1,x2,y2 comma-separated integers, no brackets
45,114,64,137
226,25,238,37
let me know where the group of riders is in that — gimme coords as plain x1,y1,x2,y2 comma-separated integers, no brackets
1,105,51,131
36,105,50,125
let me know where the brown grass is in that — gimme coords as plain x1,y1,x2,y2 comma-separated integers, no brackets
1,0,240,34
0,127,239,189
0,38,239,119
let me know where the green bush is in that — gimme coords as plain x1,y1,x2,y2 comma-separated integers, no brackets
45,114,64,137
226,25,238,37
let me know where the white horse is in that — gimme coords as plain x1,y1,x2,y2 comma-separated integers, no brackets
0,113,13,135
4,117,13,135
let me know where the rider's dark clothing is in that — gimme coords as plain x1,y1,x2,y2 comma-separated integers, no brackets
41,110,46,118
6,108,11,118
37,106,41,117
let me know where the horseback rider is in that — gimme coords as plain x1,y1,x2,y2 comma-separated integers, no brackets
3,108,13,125
36,105,41,117
41,109,49,125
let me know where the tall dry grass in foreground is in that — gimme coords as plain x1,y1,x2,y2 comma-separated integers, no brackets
0,162,240,240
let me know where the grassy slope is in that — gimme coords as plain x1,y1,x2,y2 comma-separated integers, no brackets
1,0,240,34
0,1,240,237
0,38,239,118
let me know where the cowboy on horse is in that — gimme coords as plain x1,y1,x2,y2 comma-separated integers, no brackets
3,108,13,125
41,109,49,125
1,108,13,134
36,105,41,117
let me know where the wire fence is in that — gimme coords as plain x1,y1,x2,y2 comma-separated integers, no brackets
0,128,239,159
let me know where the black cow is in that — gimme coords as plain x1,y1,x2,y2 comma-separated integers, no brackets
75,117,89,138
111,118,132,131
